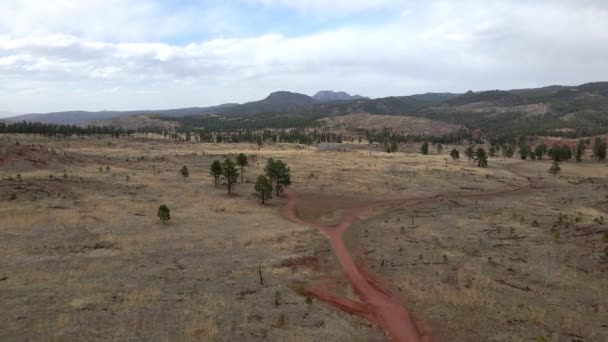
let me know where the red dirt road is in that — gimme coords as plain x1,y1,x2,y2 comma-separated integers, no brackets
280,165,542,341
281,189,437,341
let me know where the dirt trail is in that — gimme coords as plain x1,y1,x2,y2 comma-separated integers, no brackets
280,162,543,341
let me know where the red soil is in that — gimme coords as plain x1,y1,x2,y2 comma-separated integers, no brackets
281,190,437,341
280,164,541,341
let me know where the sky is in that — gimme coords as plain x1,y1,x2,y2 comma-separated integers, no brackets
1,0,608,115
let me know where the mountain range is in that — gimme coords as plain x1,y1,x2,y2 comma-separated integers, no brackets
4,83,608,138
3,90,368,125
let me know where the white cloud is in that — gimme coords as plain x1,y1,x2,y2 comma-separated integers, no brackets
252,0,401,13
1,0,608,113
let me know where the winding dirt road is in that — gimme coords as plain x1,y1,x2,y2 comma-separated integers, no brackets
280,162,543,341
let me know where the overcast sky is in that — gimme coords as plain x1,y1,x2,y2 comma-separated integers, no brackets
1,0,607,115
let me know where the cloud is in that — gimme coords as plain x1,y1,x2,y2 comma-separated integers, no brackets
251,0,401,13
0,0,608,113
0,0,247,42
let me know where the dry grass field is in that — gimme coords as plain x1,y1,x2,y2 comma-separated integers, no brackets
1,134,607,341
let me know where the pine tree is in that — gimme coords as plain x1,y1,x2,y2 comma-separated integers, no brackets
519,144,530,160
264,157,278,183
236,153,248,183
549,161,561,176
593,137,607,161
253,175,273,204
489,146,496,157
180,165,189,181
157,205,171,225
436,143,443,155
390,141,399,153
420,142,429,155
475,147,488,167
535,143,547,160
450,149,460,161
265,158,291,196
465,146,475,162
209,160,222,188
575,140,586,163
274,160,291,196
549,144,573,162
221,158,239,194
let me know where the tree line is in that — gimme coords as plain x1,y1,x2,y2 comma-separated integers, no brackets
0,121,131,137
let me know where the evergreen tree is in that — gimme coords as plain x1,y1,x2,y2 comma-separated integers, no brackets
475,147,488,167
593,137,607,161
157,205,171,225
390,141,399,153
274,160,291,196
264,158,291,196
549,144,573,162
253,175,273,204
535,143,547,160
450,148,460,161
256,135,263,150
436,143,443,155
489,146,496,157
209,160,222,188
420,142,429,155
465,146,475,162
264,158,278,183
504,145,515,158
221,158,239,194
180,165,189,181
236,153,249,183
549,160,561,176
519,144,531,160
575,140,586,163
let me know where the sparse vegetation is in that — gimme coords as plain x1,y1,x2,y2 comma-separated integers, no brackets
1,134,607,342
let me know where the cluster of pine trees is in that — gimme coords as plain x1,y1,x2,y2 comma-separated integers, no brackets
207,154,291,204
515,138,606,162
0,121,129,137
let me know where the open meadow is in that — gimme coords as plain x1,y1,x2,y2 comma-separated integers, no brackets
1,134,607,341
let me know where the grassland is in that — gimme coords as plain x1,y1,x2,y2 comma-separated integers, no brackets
1,134,607,341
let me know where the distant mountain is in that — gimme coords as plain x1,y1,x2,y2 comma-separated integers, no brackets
313,91,367,103
3,91,370,124
264,91,316,106
4,105,239,125
0,111,20,119
215,91,317,116
6,82,608,135
445,90,527,107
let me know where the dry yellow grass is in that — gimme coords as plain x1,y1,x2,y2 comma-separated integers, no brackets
1,134,607,341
